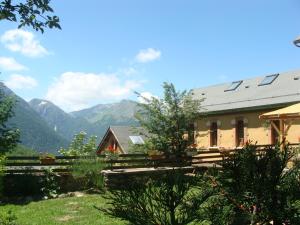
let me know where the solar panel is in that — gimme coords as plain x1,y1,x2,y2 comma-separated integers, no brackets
129,136,145,144
224,80,243,92
258,74,279,86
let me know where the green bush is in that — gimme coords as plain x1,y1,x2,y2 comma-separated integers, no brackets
102,170,212,225
59,132,105,190
40,169,60,199
212,144,300,224
0,154,5,198
71,157,105,190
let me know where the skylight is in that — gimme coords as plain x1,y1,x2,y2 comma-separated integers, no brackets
129,136,145,145
224,80,243,92
258,74,279,86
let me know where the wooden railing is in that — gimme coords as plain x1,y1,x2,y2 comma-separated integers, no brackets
4,143,299,174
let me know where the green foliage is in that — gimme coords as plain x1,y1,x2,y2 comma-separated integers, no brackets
103,170,211,225
71,157,106,190
0,210,18,225
0,83,68,153
40,169,60,199
0,90,19,155
6,144,38,156
59,132,97,156
0,87,19,198
59,132,104,190
0,0,61,32
0,154,5,198
135,82,202,155
213,144,300,224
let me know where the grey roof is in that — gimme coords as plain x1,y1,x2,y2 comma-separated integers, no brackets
110,126,147,153
192,70,300,115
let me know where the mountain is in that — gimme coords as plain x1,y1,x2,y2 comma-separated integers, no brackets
0,83,68,153
71,100,139,123
71,100,140,138
1,82,140,152
29,99,97,141
29,99,140,143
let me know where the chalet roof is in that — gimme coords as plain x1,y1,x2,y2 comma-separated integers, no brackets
103,126,147,153
192,69,300,115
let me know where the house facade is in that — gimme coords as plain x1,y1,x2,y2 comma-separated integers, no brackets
192,70,300,149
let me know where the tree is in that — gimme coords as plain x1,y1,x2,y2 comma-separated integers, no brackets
58,132,97,156
0,89,19,154
103,170,213,225
0,0,60,32
212,144,300,224
102,83,210,225
135,82,202,155
0,88,19,198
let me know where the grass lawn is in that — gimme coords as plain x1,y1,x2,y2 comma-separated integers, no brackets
0,194,127,225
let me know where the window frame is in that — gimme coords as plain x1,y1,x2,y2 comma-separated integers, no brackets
224,80,243,92
129,135,145,145
258,74,279,86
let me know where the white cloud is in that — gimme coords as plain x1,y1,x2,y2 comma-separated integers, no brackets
46,72,143,112
138,91,158,104
121,67,138,76
1,29,49,57
0,57,27,71
5,74,38,90
135,48,161,63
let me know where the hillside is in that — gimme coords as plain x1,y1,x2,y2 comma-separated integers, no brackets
29,99,98,141
1,83,140,151
0,83,69,153
29,99,139,141
71,100,140,138
71,99,139,123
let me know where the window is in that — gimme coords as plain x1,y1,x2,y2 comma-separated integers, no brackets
236,120,244,147
258,74,279,86
224,80,243,92
210,122,218,147
129,136,145,145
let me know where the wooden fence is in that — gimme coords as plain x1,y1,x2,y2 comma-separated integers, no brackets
4,144,299,175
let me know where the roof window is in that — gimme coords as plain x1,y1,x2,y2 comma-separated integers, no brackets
224,80,243,92
258,73,279,86
129,136,145,145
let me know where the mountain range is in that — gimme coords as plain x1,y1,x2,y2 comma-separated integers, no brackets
1,83,139,153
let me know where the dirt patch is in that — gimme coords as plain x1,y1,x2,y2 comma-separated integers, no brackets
67,201,78,205
57,215,75,222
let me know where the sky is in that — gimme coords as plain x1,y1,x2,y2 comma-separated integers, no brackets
0,0,300,112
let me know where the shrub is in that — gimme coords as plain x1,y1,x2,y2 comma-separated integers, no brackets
0,155,4,198
102,170,212,225
212,144,300,224
59,132,105,190
40,169,60,199
71,157,105,190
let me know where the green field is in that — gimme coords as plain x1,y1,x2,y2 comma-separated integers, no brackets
0,194,127,225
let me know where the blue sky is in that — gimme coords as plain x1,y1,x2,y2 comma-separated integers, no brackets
0,0,300,111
